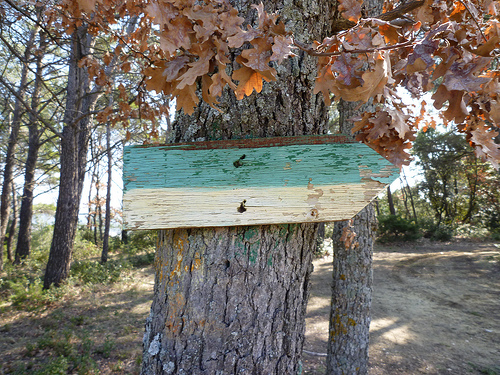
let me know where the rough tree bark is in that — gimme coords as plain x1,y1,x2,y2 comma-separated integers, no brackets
5,182,17,262
101,121,112,263
43,25,97,288
0,25,37,270
387,185,396,216
15,29,47,263
141,0,335,373
327,204,376,374
327,0,383,361
326,0,382,360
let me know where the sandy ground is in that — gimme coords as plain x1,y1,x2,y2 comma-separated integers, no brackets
303,239,500,374
1,239,499,374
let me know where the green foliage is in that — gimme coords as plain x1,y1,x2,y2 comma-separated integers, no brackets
30,225,55,266
74,227,101,260
33,356,70,375
78,226,96,244
108,235,123,253
490,230,500,241
126,252,155,267
423,223,454,241
22,331,101,375
468,363,500,375
124,230,156,254
377,215,421,242
70,260,131,285
413,128,497,227
455,224,490,240
0,275,66,311
37,330,74,357
95,335,115,359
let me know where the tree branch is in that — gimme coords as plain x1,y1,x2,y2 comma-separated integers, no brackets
456,0,487,42
377,0,425,22
0,75,63,137
294,39,415,57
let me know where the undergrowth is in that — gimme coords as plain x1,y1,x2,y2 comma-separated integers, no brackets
0,226,156,374
0,227,156,313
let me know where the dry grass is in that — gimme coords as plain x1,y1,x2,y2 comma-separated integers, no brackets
0,263,154,375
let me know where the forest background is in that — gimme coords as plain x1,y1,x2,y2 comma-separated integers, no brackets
1,0,500,373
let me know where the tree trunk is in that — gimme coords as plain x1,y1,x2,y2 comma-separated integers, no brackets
0,26,37,270
87,137,96,236
15,29,46,263
326,21,382,367
6,182,17,262
121,230,128,245
141,0,335,373
402,169,417,222
101,121,112,263
387,185,396,216
44,26,96,288
143,225,317,374
326,204,376,374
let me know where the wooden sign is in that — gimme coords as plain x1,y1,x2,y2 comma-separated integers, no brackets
123,135,399,230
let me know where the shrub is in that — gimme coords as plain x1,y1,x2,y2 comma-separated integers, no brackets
424,223,454,241
125,230,156,254
377,215,421,242
3,277,65,311
127,252,155,267
490,229,500,241
33,356,69,375
455,224,489,239
70,260,131,285
73,228,101,260
37,330,74,357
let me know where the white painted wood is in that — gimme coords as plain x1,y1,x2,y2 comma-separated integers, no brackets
123,178,386,229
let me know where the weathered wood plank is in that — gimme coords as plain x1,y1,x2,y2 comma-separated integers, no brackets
123,136,399,229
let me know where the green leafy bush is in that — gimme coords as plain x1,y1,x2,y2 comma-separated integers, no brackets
70,260,131,285
423,223,454,241
455,224,489,239
73,228,101,260
490,229,500,241
33,356,69,375
2,276,65,311
127,252,155,267
37,330,74,357
377,215,421,242
124,230,156,255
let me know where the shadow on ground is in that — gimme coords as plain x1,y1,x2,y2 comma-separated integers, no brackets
303,239,500,375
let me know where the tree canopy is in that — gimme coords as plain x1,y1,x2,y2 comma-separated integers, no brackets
39,0,500,168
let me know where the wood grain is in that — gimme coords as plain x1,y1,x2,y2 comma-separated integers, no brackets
123,136,399,229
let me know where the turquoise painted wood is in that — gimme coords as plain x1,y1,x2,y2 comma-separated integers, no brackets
123,135,399,229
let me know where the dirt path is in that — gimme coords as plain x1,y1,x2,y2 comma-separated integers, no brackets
304,239,500,374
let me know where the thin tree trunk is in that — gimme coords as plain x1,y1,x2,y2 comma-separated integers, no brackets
15,29,46,263
326,0,383,357
93,163,102,244
0,26,37,270
44,26,97,288
387,185,396,216
121,229,128,245
327,204,376,374
101,121,112,263
463,158,478,223
6,182,17,262
402,169,418,222
97,175,103,242
401,183,410,218
141,0,335,372
87,138,96,234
